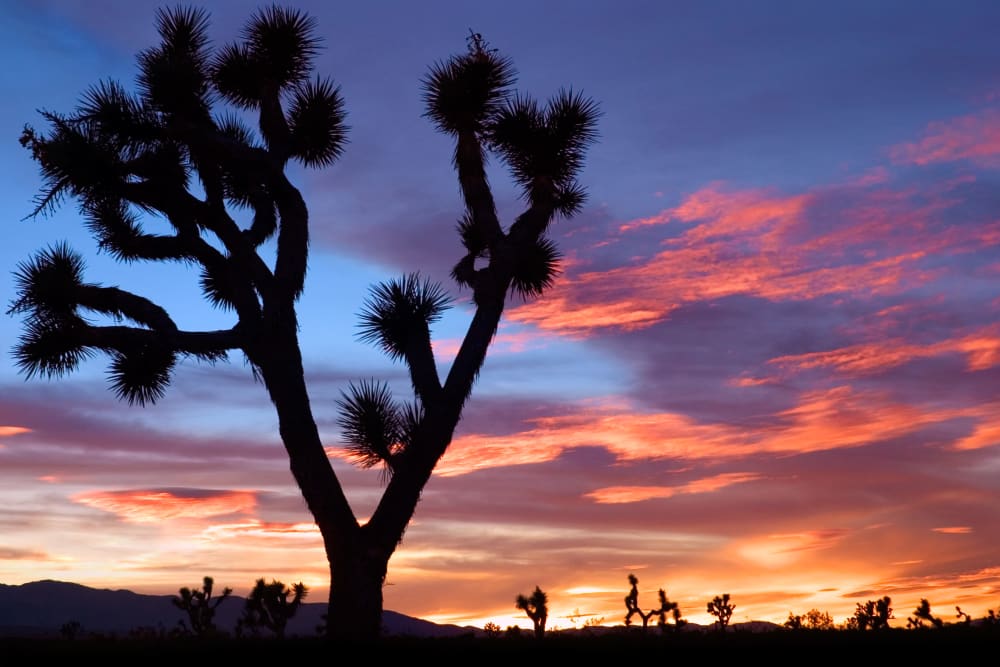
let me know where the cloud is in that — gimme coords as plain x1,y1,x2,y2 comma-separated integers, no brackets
0,547,50,560
890,109,1000,166
434,386,982,476
768,325,1000,376
932,527,973,534
507,181,972,338
199,519,321,543
585,472,761,504
0,426,31,437
71,489,258,523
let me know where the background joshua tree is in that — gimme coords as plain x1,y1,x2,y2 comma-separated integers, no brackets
235,578,307,639
850,596,893,630
172,575,232,637
623,573,682,633
707,594,735,633
907,598,943,629
9,6,597,642
515,586,549,639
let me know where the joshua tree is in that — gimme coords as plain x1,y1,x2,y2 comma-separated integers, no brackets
9,7,597,641
172,575,232,637
623,573,682,633
784,612,803,630
851,596,893,630
235,578,307,639
706,594,735,633
515,586,549,639
955,606,972,625
907,598,943,629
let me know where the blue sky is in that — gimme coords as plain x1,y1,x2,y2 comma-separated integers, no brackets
2,0,1000,630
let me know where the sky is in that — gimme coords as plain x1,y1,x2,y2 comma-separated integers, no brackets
1,0,999,631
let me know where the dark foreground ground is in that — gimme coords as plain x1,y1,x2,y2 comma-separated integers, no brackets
2,627,996,662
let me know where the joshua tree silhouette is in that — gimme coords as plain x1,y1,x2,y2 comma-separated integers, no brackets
851,596,893,630
235,578,307,639
623,573,683,633
9,5,597,641
907,598,943,629
172,576,232,637
515,586,549,639
707,594,735,633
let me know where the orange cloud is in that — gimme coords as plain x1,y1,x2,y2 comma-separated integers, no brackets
890,109,1000,166
932,527,972,534
72,489,257,523
508,248,929,336
0,547,49,560
952,405,1000,450
737,530,847,568
199,519,320,542
437,386,962,476
0,426,31,437
585,472,761,504
769,326,1000,375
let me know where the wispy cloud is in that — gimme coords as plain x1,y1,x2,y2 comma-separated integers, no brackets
890,109,1000,166
72,489,258,523
586,472,761,504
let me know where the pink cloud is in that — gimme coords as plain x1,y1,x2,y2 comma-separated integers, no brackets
72,489,258,523
769,326,1000,376
586,472,761,504
890,109,1000,166
436,386,971,476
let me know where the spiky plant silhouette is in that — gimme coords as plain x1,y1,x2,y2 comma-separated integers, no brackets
907,598,943,629
707,594,735,633
623,573,683,633
515,586,549,639
172,576,232,637
9,6,597,641
851,596,893,630
235,578,307,639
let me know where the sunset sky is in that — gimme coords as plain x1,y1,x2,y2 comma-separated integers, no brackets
2,0,1000,631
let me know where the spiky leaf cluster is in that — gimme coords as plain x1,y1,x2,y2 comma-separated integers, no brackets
510,236,562,299
287,77,347,167
422,43,515,135
212,6,320,107
488,88,599,212
357,273,451,362
137,7,213,119
108,342,176,406
8,243,85,318
335,379,420,477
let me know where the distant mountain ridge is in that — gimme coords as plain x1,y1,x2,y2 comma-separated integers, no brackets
0,580,477,639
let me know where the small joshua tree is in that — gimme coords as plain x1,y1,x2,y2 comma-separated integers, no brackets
235,578,307,639
707,594,735,633
515,586,548,639
852,596,893,630
172,575,232,637
623,573,682,633
907,598,943,629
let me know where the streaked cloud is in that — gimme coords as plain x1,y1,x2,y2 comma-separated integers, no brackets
890,109,1000,166
768,326,1000,376
0,547,50,560
585,472,761,504
72,489,258,523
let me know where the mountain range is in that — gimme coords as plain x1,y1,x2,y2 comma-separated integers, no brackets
0,580,478,639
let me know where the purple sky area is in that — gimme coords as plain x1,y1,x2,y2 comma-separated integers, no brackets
1,0,999,629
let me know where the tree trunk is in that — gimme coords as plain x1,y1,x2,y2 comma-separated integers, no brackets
253,328,391,640
325,539,389,640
